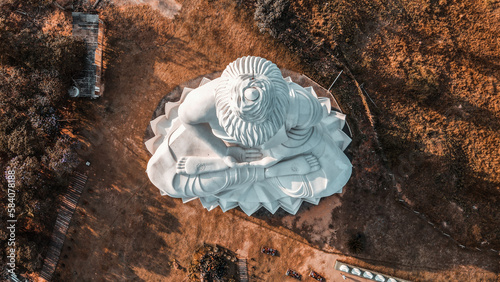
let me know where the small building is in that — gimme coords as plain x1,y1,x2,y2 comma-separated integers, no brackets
69,12,105,98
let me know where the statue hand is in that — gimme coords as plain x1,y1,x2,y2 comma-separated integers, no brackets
222,156,239,168
223,156,251,168
225,147,262,165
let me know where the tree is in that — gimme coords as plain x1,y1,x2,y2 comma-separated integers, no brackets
7,123,38,156
42,135,80,179
7,155,42,189
347,232,366,254
0,0,85,275
254,0,291,39
199,252,228,281
16,238,43,272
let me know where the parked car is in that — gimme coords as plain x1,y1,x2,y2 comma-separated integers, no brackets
309,270,326,281
286,269,302,280
261,246,277,256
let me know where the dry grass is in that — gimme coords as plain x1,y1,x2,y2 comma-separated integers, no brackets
289,0,500,249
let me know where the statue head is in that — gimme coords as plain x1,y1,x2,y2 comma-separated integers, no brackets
215,56,290,147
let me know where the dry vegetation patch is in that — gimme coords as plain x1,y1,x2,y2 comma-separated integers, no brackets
281,0,500,249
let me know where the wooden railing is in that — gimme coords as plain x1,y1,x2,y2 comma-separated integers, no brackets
39,172,88,281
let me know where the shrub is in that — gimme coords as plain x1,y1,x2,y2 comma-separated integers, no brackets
347,232,366,254
254,0,291,38
43,135,81,179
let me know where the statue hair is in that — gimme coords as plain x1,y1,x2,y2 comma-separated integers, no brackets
215,56,290,147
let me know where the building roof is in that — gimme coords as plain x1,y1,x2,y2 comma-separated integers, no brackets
71,12,104,98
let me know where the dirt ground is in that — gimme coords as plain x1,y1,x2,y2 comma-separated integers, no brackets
50,0,499,281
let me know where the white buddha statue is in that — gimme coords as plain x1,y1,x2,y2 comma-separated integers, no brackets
146,56,352,215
